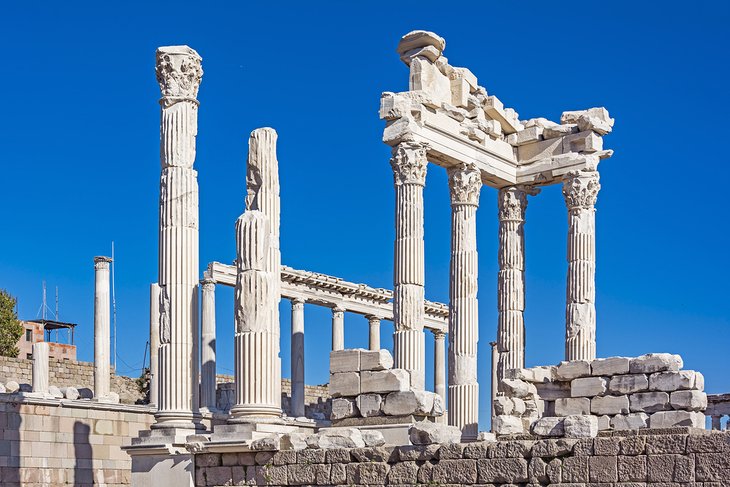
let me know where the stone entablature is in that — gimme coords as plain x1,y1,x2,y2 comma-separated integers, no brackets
706,393,730,430
192,428,730,486
495,354,707,438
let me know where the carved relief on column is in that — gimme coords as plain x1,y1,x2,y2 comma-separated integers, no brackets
366,315,381,351
290,298,305,418
562,170,600,361
200,278,217,411
154,46,203,430
496,185,537,382
391,141,429,390
447,162,481,440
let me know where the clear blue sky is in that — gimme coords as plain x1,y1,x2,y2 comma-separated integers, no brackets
1,2,728,430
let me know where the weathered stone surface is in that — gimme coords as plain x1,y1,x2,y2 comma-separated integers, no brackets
397,443,440,461
329,371,360,398
589,454,618,482
696,451,730,481
629,353,683,374
650,410,706,429
608,373,649,394
564,414,598,438
360,369,410,394
556,360,591,380
493,415,524,435
571,376,607,397
494,396,514,415
611,412,650,430
409,422,461,445
360,349,394,371
61,386,79,400
554,397,590,416
356,393,382,417
331,397,359,420
250,435,280,451
477,457,529,483
670,390,707,411
386,461,418,484
382,390,433,416
431,393,445,416
281,432,309,451
306,428,365,449
501,378,537,398
649,370,698,391
330,349,361,373
535,381,571,400
630,391,670,413
597,414,611,431
532,417,565,437
618,454,647,481
562,455,589,482
48,385,63,398
532,438,577,457
647,453,694,482
591,394,630,415
591,356,630,376
360,430,386,447
431,458,477,483
6,380,19,393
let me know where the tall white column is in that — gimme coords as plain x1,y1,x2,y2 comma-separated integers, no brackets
32,341,49,394
366,315,381,351
230,128,282,422
563,170,600,361
331,306,345,351
496,186,536,380
433,331,446,403
391,141,429,390
94,256,112,401
154,46,203,430
447,162,481,440
149,283,160,408
490,341,498,431
290,298,305,418
200,278,217,411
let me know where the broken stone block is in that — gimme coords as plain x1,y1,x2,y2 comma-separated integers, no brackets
331,397,359,420
477,431,496,442
694,371,705,391
670,390,707,411
431,394,445,416
648,370,697,392
561,107,613,127
577,114,613,135
535,381,571,400
563,415,598,438
591,395,630,415
409,422,462,445
450,77,470,108
48,385,63,398
629,391,670,413
409,58,451,104
382,390,434,416
5,381,19,393
522,117,558,129
501,379,537,398
493,415,524,435
532,417,565,437
608,374,649,394
591,357,630,376
543,123,579,139
361,369,410,394
329,372,360,398
649,410,706,429
512,397,527,415
597,415,611,431
306,428,366,449
611,412,649,430
361,430,386,447
397,30,446,64
330,349,361,374
629,353,683,374
554,397,590,416
251,434,280,451
281,432,309,450
452,67,478,90
61,386,79,400
571,377,607,397
506,126,544,146
360,349,394,371
531,366,556,383
0,383,5,393
525,398,545,418
356,394,383,417
556,360,591,380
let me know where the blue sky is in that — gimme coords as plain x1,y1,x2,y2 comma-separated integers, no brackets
1,2,728,430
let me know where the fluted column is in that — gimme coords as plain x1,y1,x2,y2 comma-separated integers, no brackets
366,315,381,351
391,141,429,390
200,278,217,411
149,283,160,408
497,186,537,381
332,306,345,351
154,46,203,430
32,342,49,394
563,170,600,361
291,298,305,418
230,128,282,422
94,256,112,401
447,162,481,440
433,331,446,403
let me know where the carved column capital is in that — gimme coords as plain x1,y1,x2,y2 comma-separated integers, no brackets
291,298,305,308
390,141,429,186
332,305,346,315
156,46,203,105
432,330,446,340
498,186,538,221
365,315,382,324
562,170,600,209
94,256,113,270
448,162,482,206
200,278,216,292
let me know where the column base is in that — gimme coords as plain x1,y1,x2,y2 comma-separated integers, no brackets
152,410,205,432
394,329,425,390
228,404,283,423
448,383,479,441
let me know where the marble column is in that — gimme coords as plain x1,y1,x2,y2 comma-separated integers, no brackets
200,278,217,411
497,186,536,381
391,141,429,390
32,341,49,394
711,415,722,431
154,46,203,430
447,162,482,440
490,341,498,431
230,128,282,422
332,306,345,351
366,315,381,351
149,283,160,408
290,298,305,418
562,170,600,361
94,256,112,401
433,331,446,403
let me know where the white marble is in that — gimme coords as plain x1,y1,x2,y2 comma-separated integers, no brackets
433,331,446,404
149,283,160,408
32,341,49,394
366,315,381,351
331,306,345,351
94,256,112,401
200,278,217,410
290,298,305,418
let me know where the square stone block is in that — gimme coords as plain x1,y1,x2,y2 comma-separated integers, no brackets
554,397,590,416
361,369,410,394
329,372,360,398
571,377,607,397
591,357,630,376
330,350,361,374
360,349,393,371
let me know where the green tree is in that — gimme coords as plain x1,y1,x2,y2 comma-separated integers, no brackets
0,289,23,357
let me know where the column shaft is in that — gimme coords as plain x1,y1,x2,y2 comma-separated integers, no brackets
433,332,446,402
149,283,160,407
200,279,217,410
447,163,481,440
32,341,49,394
367,316,381,351
391,141,428,390
291,299,305,418
332,307,345,351
563,171,600,361
94,256,112,400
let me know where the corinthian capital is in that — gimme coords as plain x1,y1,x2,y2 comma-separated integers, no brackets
94,256,113,270
498,186,538,221
201,278,216,292
562,170,600,209
156,46,203,103
390,141,429,186
447,163,482,206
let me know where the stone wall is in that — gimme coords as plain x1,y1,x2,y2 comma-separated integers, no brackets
0,395,153,486
0,355,143,404
193,428,730,486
